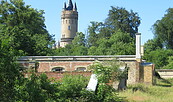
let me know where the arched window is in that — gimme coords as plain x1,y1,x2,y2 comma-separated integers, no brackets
52,67,65,72
76,67,86,71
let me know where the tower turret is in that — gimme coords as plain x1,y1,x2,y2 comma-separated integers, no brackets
63,2,66,10
73,2,77,11
66,0,73,10
60,0,78,47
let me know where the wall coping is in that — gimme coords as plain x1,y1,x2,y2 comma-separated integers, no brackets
18,55,136,62
156,69,173,72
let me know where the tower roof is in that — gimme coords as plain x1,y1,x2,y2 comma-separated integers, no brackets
63,2,67,10
74,2,77,10
66,0,73,10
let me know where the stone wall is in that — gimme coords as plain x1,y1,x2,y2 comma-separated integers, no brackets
127,61,139,85
156,69,173,79
140,63,155,85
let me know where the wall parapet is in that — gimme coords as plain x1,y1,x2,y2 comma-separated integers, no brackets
18,55,136,62
156,69,173,79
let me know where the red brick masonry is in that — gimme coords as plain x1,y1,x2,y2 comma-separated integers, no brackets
24,72,92,81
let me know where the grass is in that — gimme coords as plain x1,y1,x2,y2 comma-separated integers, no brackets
118,78,173,102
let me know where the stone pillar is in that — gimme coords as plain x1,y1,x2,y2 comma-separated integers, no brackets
136,33,141,62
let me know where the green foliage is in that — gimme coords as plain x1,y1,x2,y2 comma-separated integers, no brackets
144,38,162,55
53,32,88,56
144,49,173,69
87,22,105,47
54,6,139,56
163,56,173,69
96,84,123,102
105,6,140,37
14,73,58,102
86,6,140,55
88,31,135,55
57,75,88,101
0,0,54,56
89,61,125,102
0,37,23,101
89,61,127,83
153,8,173,49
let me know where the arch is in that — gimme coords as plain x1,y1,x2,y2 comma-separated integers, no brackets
76,67,87,71
52,67,65,72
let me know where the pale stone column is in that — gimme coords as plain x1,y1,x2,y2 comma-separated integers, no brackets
136,33,141,62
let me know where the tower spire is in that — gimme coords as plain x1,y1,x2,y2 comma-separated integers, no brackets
63,2,67,10
66,0,73,10
73,2,77,11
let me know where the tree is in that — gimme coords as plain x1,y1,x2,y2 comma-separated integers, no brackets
53,32,88,56
89,61,126,101
87,22,104,47
0,0,54,55
0,38,22,101
88,31,135,55
105,6,141,37
144,38,162,55
163,56,173,69
153,8,173,49
86,7,140,55
144,49,173,69
72,32,86,46
14,73,58,102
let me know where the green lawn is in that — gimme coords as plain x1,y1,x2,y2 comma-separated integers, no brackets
118,78,173,102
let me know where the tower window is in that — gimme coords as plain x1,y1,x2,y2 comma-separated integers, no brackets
62,34,65,38
68,26,71,30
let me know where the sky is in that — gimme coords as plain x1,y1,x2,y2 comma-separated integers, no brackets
24,0,173,44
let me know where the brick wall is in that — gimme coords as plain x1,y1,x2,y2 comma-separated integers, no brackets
38,62,93,72
24,72,92,81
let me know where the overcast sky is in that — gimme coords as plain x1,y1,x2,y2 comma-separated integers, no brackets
24,0,173,44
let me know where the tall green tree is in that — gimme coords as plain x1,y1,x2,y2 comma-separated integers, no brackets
0,38,22,101
144,49,173,69
0,0,54,55
105,6,141,37
88,31,135,55
144,38,163,55
153,8,173,49
87,22,103,47
87,6,140,55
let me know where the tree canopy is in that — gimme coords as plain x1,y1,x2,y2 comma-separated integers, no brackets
153,8,173,49
105,6,140,37
143,8,173,69
0,0,54,56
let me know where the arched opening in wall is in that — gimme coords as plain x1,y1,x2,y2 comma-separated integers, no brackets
76,67,87,71
52,67,65,72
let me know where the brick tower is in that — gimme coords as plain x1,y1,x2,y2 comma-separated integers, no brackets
60,0,78,47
